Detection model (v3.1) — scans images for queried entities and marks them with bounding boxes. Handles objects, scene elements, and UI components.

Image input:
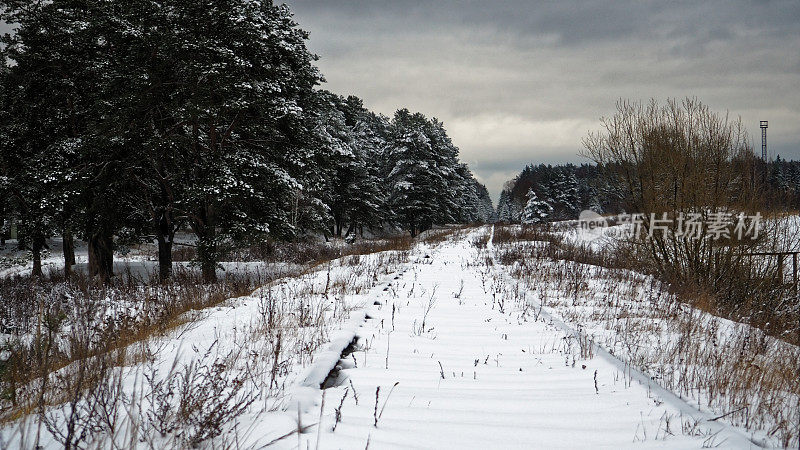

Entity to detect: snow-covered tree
[551,169,580,220]
[474,182,496,223]
[496,189,522,223]
[386,109,467,236]
[1,1,102,277]
[521,189,552,224]
[461,180,495,223]
[103,0,324,280]
[316,93,388,237]
[1,0,489,282]
[0,57,9,247]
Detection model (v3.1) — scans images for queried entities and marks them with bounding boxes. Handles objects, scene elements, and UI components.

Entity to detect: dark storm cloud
[290,0,800,200]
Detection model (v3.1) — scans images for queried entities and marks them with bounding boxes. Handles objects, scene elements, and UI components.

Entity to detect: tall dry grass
[1,233,413,447]
[489,228,800,447]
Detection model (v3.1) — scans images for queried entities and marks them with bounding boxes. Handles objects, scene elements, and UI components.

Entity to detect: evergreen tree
[521,189,552,224]
[0,56,9,247]
[551,169,580,220]
[578,181,603,214]
[320,93,387,237]
[462,180,495,223]
[1,0,489,282]
[121,0,323,281]
[474,182,496,223]
[769,156,788,191]
[496,188,522,223]
[386,110,437,237]
[1,0,102,277]
[348,109,391,234]
[385,109,466,236]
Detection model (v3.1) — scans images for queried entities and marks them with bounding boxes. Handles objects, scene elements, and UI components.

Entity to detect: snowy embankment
[490,227,799,448]
[1,244,412,448]
[3,226,792,448]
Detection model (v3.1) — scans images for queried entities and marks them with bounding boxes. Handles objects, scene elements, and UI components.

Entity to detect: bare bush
[582,98,800,341]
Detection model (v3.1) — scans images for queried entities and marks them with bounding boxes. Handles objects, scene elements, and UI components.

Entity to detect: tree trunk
[31,233,44,277]
[156,212,174,281]
[157,235,173,281]
[62,231,75,278]
[334,217,343,237]
[0,203,5,246]
[190,203,217,283]
[197,234,217,283]
[88,231,114,281]
[195,218,217,283]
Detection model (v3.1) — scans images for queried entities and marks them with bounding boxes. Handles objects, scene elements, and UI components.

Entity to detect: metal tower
[760,120,768,160]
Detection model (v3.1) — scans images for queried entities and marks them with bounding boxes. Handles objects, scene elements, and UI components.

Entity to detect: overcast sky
[289,0,800,200]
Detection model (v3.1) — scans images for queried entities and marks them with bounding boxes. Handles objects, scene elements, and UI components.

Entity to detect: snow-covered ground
[0,234,299,280]
[290,227,761,449]
[2,226,792,448]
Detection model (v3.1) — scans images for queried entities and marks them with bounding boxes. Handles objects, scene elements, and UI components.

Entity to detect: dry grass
[0,268,261,424]
[1,240,411,448]
[487,228,800,447]
[0,232,415,445]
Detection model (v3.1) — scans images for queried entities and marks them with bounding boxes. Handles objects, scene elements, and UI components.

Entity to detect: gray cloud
[291,0,800,201]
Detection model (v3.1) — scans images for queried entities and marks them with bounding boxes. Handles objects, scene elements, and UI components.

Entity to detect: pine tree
[1,0,488,280]
[386,110,437,237]
[320,93,387,237]
[474,182,496,223]
[522,189,552,224]
[579,182,603,214]
[0,56,9,247]
[349,109,392,234]
[385,109,468,236]
[461,180,495,223]
[769,156,788,191]
[496,189,522,223]
[551,169,580,220]
[1,0,103,277]
[99,0,324,281]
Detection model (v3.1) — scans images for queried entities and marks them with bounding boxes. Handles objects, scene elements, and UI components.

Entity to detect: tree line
[499,151,799,225]
[0,0,494,282]
[497,163,621,224]
[767,156,800,211]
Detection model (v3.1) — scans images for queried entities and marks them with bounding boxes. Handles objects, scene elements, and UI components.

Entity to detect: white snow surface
[286,227,759,449]
[2,227,773,448]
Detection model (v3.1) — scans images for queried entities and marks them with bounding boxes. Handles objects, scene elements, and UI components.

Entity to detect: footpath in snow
[294,227,758,449]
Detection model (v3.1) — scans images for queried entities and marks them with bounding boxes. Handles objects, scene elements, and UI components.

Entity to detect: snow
[2,226,786,448]
[0,235,302,280]
[285,227,758,449]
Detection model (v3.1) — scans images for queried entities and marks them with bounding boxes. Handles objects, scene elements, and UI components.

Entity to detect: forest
[0,0,494,283]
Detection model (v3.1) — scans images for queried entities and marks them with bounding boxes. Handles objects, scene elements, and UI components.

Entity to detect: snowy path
[297,228,757,449]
